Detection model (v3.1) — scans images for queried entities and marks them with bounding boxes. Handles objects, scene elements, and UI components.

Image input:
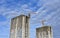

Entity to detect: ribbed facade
[36,26,53,38]
[10,15,30,38]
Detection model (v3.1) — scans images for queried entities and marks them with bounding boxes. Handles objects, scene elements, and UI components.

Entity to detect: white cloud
[21,4,29,9]
[0,0,60,38]
[36,0,60,13]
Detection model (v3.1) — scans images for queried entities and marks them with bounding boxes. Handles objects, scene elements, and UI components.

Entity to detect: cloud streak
[0,0,60,38]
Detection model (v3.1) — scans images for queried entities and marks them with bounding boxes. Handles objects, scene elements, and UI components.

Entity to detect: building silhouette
[10,14,30,38]
[10,14,53,38]
[36,26,53,38]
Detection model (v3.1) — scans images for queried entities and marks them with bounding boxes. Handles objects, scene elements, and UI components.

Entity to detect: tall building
[10,15,30,38]
[36,26,53,38]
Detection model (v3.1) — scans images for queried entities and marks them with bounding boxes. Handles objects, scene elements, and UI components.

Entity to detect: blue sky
[0,0,60,38]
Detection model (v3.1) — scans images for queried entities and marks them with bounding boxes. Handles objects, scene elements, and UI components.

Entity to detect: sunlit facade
[36,26,53,38]
[10,15,30,38]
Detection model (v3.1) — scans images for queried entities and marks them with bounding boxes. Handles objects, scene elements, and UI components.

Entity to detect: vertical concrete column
[15,18,18,38]
[26,17,30,38]
[22,16,25,38]
[10,18,16,38]
[36,30,38,38]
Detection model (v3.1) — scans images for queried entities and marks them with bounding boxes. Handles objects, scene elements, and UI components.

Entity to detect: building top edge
[36,26,51,30]
[11,14,30,20]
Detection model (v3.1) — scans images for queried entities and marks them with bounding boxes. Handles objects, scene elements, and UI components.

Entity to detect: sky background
[0,0,60,38]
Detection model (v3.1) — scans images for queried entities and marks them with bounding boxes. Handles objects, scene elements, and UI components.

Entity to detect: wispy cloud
[0,0,60,38]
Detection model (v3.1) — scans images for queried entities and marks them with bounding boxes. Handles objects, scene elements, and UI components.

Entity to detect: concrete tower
[36,26,53,38]
[10,14,30,38]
